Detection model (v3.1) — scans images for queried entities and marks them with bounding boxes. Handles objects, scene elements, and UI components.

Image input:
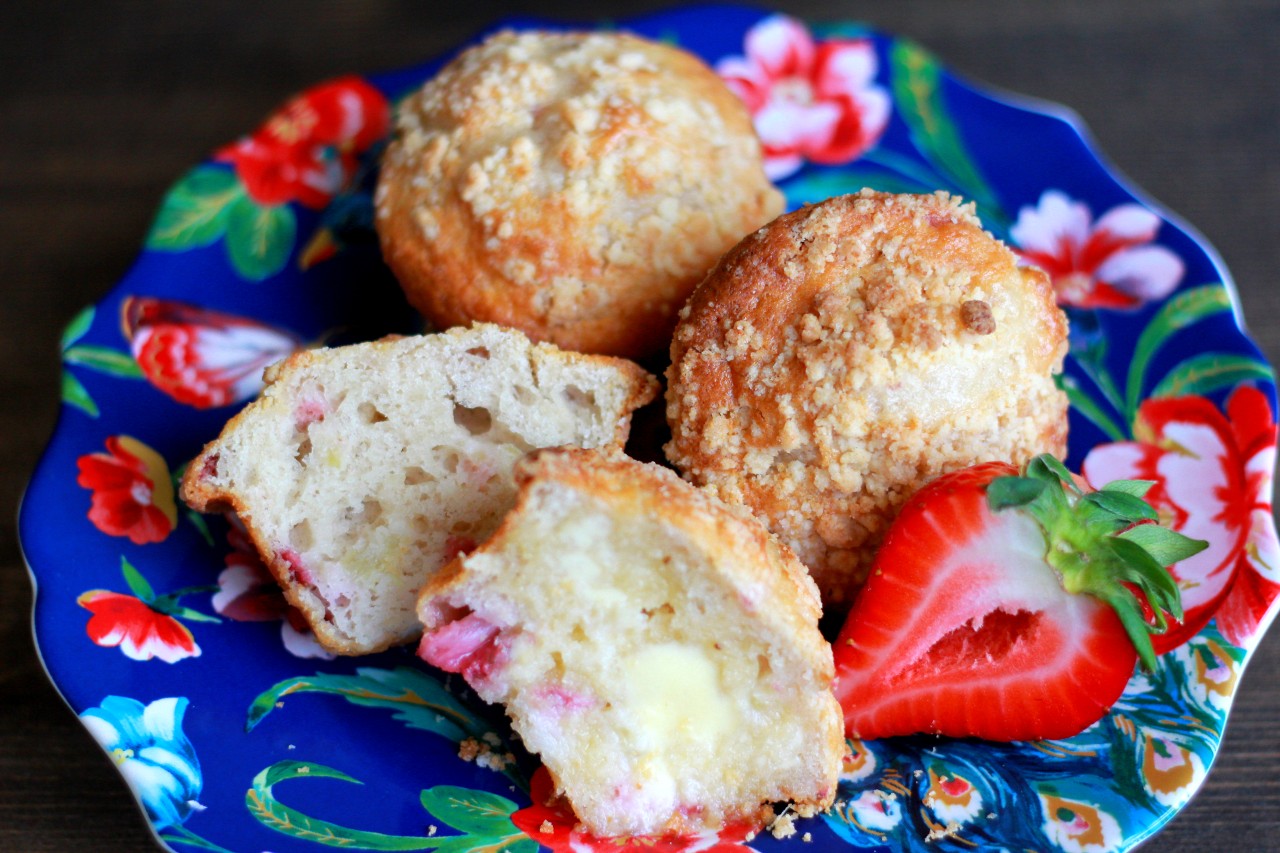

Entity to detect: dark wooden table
[4,2,1278,850]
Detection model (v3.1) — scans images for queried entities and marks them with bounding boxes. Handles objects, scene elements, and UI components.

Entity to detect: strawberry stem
[987,454,1208,669]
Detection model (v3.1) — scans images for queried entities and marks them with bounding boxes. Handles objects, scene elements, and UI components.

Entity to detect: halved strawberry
[834,455,1206,742]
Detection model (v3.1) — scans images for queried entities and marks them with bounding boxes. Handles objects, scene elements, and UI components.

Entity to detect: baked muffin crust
[666,190,1069,606]
[376,30,783,358]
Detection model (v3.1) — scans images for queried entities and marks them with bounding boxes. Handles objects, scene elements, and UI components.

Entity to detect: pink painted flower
[212,524,288,623]
[509,767,759,852]
[215,76,389,208]
[212,522,333,659]
[76,435,177,544]
[717,15,890,180]
[123,297,300,409]
[1011,190,1184,309]
[1082,386,1280,651]
[77,590,200,663]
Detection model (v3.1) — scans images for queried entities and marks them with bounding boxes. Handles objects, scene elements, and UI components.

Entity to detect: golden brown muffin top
[376,30,782,357]
[666,190,1068,604]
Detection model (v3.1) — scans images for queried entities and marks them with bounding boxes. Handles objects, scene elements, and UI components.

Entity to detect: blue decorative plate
[22,6,1280,852]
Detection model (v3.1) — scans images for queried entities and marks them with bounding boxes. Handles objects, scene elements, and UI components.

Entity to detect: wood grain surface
[3,1,1278,850]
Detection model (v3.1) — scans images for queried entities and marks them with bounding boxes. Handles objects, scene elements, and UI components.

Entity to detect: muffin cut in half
[181,324,658,655]
[417,447,844,837]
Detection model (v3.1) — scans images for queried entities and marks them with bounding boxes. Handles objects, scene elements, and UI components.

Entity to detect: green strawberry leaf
[61,370,99,417]
[1026,454,1080,492]
[1124,285,1233,418]
[1119,523,1209,567]
[1108,535,1183,617]
[226,195,295,281]
[996,454,1202,672]
[1105,590,1161,672]
[1082,490,1159,523]
[419,787,520,837]
[63,345,144,378]
[60,306,95,351]
[120,557,155,602]
[1149,352,1274,399]
[987,476,1045,510]
[146,165,239,250]
[1099,479,1155,499]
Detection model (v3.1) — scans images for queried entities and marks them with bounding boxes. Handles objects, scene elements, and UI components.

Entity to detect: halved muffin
[181,324,657,654]
[417,447,843,837]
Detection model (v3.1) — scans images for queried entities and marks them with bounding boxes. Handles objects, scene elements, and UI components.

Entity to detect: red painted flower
[212,524,288,622]
[76,435,177,544]
[1082,386,1280,650]
[717,15,890,180]
[77,590,200,663]
[1011,190,1185,309]
[510,767,759,852]
[212,522,333,659]
[123,297,300,409]
[215,76,389,208]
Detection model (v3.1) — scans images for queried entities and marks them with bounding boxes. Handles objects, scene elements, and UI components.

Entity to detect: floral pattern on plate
[21,5,1278,852]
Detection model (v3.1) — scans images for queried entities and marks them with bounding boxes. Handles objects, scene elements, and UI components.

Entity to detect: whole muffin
[666,191,1069,607]
[375,30,783,359]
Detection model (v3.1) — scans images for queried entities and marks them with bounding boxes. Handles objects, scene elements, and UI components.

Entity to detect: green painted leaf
[60,306,95,351]
[502,838,539,853]
[784,168,929,207]
[184,508,216,547]
[226,195,295,281]
[1149,353,1274,400]
[146,166,239,250]
[246,666,487,742]
[1124,285,1234,417]
[158,825,236,853]
[168,606,221,624]
[813,21,875,39]
[120,557,155,602]
[63,345,144,378]
[264,759,361,788]
[61,370,99,417]
[890,39,1000,216]
[248,760,443,849]
[432,836,534,853]
[419,786,520,836]
[1060,374,1127,442]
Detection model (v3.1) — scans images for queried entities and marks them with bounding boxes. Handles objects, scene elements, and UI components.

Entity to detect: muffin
[417,448,843,837]
[375,29,783,358]
[665,190,1069,607]
[180,324,657,654]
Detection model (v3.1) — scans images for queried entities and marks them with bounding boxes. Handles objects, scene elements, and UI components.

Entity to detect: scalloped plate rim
[20,5,1280,852]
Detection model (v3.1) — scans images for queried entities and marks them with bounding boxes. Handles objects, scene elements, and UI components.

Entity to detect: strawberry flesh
[834,461,1140,742]
[418,609,510,690]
